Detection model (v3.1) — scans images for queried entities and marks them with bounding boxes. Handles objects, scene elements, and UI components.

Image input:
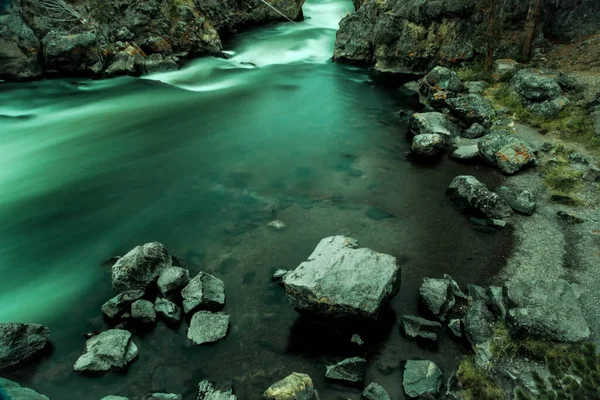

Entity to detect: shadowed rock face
[0,378,49,400]
[333,0,599,74]
[0,0,306,80]
[283,236,401,322]
[0,323,49,370]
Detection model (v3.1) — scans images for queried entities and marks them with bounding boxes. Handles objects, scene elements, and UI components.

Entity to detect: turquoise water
[0,1,510,398]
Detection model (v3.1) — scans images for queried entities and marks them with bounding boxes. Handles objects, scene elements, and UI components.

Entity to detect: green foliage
[490,323,569,362]
[543,165,584,194]
[457,358,506,400]
[457,62,493,82]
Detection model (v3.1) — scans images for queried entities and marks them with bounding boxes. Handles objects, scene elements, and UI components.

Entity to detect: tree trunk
[522,0,543,59]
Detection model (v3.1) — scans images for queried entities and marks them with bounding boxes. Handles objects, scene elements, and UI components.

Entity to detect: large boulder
[408,112,459,138]
[42,31,101,76]
[187,311,230,345]
[510,70,562,102]
[263,373,318,400]
[418,67,464,108]
[446,176,513,219]
[325,357,366,383]
[478,132,536,174]
[0,8,42,80]
[412,134,446,157]
[506,279,590,342]
[495,186,535,215]
[102,290,145,319]
[112,242,173,293]
[197,380,237,400]
[0,323,49,370]
[445,94,496,128]
[74,329,138,373]
[402,360,443,398]
[181,272,226,314]
[283,236,400,321]
[0,378,49,400]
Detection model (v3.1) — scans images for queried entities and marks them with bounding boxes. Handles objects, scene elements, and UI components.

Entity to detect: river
[0,1,510,398]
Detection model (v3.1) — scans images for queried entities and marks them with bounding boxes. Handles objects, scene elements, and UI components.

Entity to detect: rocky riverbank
[0,0,305,80]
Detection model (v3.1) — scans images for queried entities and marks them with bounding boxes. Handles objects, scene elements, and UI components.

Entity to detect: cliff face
[0,0,305,80]
[334,0,600,74]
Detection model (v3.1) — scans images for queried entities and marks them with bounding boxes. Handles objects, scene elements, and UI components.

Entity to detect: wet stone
[448,319,463,338]
[362,382,391,400]
[325,357,367,383]
[181,272,226,314]
[157,267,190,298]
[400,315,442,341]
[73,329,138,373]
[403,360,443,398]
[263,372,319,400]
[142,394,182,400]
[154,298,182,323]
[131,299,157,324]
[187,311,230,345]
[197,380,237,400]
[102,290,145,319]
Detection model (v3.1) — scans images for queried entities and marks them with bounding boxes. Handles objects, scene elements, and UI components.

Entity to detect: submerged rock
[0,323,49,370]
[181,272,226,314]
[197,380,237,400]
[131,299,157,324]
[142,394,182,400]
[187,311,230,345]
[74,329,138,373]
[263,372,318,400]
[363,382,391,400]
[506,279,590,342]
[112,242,173,293]
[0,378,49,400]
[157,267,190,298]
[400,315,442,341]
[495,186,536,215]
[268,220,287,230]
[412,134,446,157]
[102,290,145,319]
[447,175,513,219]
[154,298,182,323]
[402,360,443,398]
[325,357,366,383]
[283,236,400,321]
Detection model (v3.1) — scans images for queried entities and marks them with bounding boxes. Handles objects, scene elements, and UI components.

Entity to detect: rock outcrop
[263,373,319,400]
[0,322,49,370]
[283,236,400,321]
[74,329,138,373]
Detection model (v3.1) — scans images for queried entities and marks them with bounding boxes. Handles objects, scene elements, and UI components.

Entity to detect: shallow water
[0,1,510,399]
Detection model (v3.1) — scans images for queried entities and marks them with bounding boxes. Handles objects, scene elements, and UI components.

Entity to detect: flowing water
[0,1,511,399]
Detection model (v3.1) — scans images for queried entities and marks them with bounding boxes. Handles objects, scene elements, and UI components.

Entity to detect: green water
[0,1,510,398]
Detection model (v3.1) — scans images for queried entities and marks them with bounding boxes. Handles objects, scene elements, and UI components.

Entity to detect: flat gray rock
[187,311,230,345]
[0,323,49,370]
[74,329,138,373]
[283,236,400,321]
[495,186,535,215]
[363,382,391,400]
[263,372,318,400]
[112,242,172,293]
[325,357,366,383]
[450,145,479,160]
[402,360,442,398]
[154,298,182,323]
[181,272,226,314]
[0,378,49,400]
[506,279,590,342]
[197,380,237,400]
[102,290,145,319]
[157,267,190,298]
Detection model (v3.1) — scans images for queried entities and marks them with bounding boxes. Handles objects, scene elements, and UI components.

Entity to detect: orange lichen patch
[433,91,447,100]
[124,44,146,57]
[408,52,416,57]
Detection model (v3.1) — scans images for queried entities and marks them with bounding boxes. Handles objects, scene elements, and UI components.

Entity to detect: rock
[583,165,600,182]
[181,272,226,314]
[102,290,145,319]
[465,81,487,95]
[511,70,562,102]
[467,284,489,302]
[529,97,569,118]
[142,394,182,400]
[144,54,180,74]
[540,142,554,153]
[131,299,157,323]
[0,323,49,370]
[401,81,421,100]
[447,176,513,219]
[400,315,442,341]
[446,94,496,128]
[464,301,494,347]
[105,50,136,77]
[268,220,287,230]
[102,397,129,400]
[402,360,443,398]
[487,286,507,320]
[419,278,456,321]
[42,31,101,75]
[408,112,459,138]
[112,242,173,293]
[351,333,363,345]
[418,67,463,108]
[463,123,486,139]
[0,378,49,400]
[506,279,590,342]
[157,267,190,298]
[495,186,536,215]
[493,59,518,79]
[0,10,42,80]
[154,298,182,323]
[263,372,318,400]
[115,27,134,41]
[448,319,463,338]
[362,382,391,400]
[197,381,237,400]
[74,329,138,373]
[412,134,446,157]
[325,357,366,383]
[272,269,289,283]
[283,236,400,321]
[450,145,480,161]
[567,152,588,165]
[556,211,585,224]
[187,311,230,345]
[478,132,536,174]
